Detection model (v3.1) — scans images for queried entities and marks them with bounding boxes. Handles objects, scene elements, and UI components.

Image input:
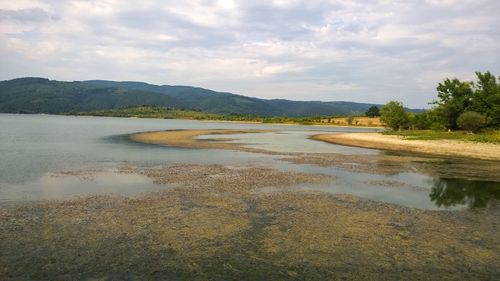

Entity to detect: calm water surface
[1,113,499,209]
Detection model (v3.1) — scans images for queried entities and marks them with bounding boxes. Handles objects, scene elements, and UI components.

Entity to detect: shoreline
[1,112,383,129]
[0,112,384,129]
[312,133,500,161]
[198,119,382,129]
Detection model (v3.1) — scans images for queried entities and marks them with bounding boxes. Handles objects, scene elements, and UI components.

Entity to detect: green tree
[468,72,500,127]
[433,78,473,129]
[365,106,380,117]
[410,109,440,130]
[380,101,410,130]
[457,111,486,133]
[432,71,500,129]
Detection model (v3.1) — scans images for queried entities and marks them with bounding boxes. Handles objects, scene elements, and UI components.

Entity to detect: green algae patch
[1,164,499,280]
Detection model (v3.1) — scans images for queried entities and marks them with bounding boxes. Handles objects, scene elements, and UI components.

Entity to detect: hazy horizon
[1,0,499,108]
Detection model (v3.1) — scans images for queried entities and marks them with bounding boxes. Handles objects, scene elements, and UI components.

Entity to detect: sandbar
[312,133,500,161]
[130,129,269,150]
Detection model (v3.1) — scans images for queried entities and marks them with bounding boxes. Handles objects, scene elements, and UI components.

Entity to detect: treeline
[68,106,220,120]
[380,71,499,132]
[207,114,357,125]
[67,105,374,126]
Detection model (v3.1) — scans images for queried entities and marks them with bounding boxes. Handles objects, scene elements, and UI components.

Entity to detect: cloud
[0,0,499,107]
[0,7,54,22]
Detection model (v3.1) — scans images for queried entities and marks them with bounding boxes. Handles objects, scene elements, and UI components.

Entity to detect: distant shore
[197,119,382,129]
[312,133,500,161]
[0,112,384,128]
[59,109,384,128]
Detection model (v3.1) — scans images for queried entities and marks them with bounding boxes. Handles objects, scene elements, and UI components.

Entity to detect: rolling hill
[0,77,385,116]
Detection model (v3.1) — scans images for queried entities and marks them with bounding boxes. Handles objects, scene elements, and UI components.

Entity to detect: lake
[1,113,499,209]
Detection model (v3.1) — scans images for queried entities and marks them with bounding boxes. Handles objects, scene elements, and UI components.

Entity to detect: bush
[457,111,486,132]
[380,101,410,130]
[411,112,430,129]
[430,123,447,131]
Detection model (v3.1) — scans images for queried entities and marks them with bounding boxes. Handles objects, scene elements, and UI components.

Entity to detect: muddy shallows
[1,164,499,280]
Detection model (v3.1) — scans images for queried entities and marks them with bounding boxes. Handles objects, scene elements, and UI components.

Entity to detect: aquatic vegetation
[1,164,498,280]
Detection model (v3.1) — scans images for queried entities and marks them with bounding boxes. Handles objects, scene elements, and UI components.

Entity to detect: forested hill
[0,77,383,116]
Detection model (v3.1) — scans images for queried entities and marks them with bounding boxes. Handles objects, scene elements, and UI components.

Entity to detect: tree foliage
[457,111,486,133]
[469,72,500,126]
[433,78,473,129]
[380,101,410,130]
[365,105,380,117]
[432,71,499,130]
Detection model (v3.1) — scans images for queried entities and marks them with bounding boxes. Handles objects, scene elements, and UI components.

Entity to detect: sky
[0,0,499,108]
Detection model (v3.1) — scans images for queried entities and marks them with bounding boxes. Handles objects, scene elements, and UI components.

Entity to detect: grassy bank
[383,130,500,144]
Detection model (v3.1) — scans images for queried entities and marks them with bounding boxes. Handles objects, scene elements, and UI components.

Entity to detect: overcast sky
[1,0,499,107]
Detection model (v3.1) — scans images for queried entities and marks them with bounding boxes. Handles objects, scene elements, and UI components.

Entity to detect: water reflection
[430,178,500,208]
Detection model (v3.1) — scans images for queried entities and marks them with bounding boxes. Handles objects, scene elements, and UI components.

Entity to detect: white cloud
[0,0,499,107]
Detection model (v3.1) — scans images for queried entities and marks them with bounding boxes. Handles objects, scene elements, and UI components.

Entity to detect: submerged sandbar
[130,129,271,150]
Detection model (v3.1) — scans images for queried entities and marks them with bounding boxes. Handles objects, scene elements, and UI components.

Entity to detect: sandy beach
[312,133,500,161]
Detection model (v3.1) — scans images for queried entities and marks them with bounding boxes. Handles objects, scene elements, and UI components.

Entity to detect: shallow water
[0,169,161,201]
[1,113,499,209]
[197,131,378,154]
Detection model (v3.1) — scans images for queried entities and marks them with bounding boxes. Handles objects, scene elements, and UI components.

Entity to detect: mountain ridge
[0,77,413,116]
